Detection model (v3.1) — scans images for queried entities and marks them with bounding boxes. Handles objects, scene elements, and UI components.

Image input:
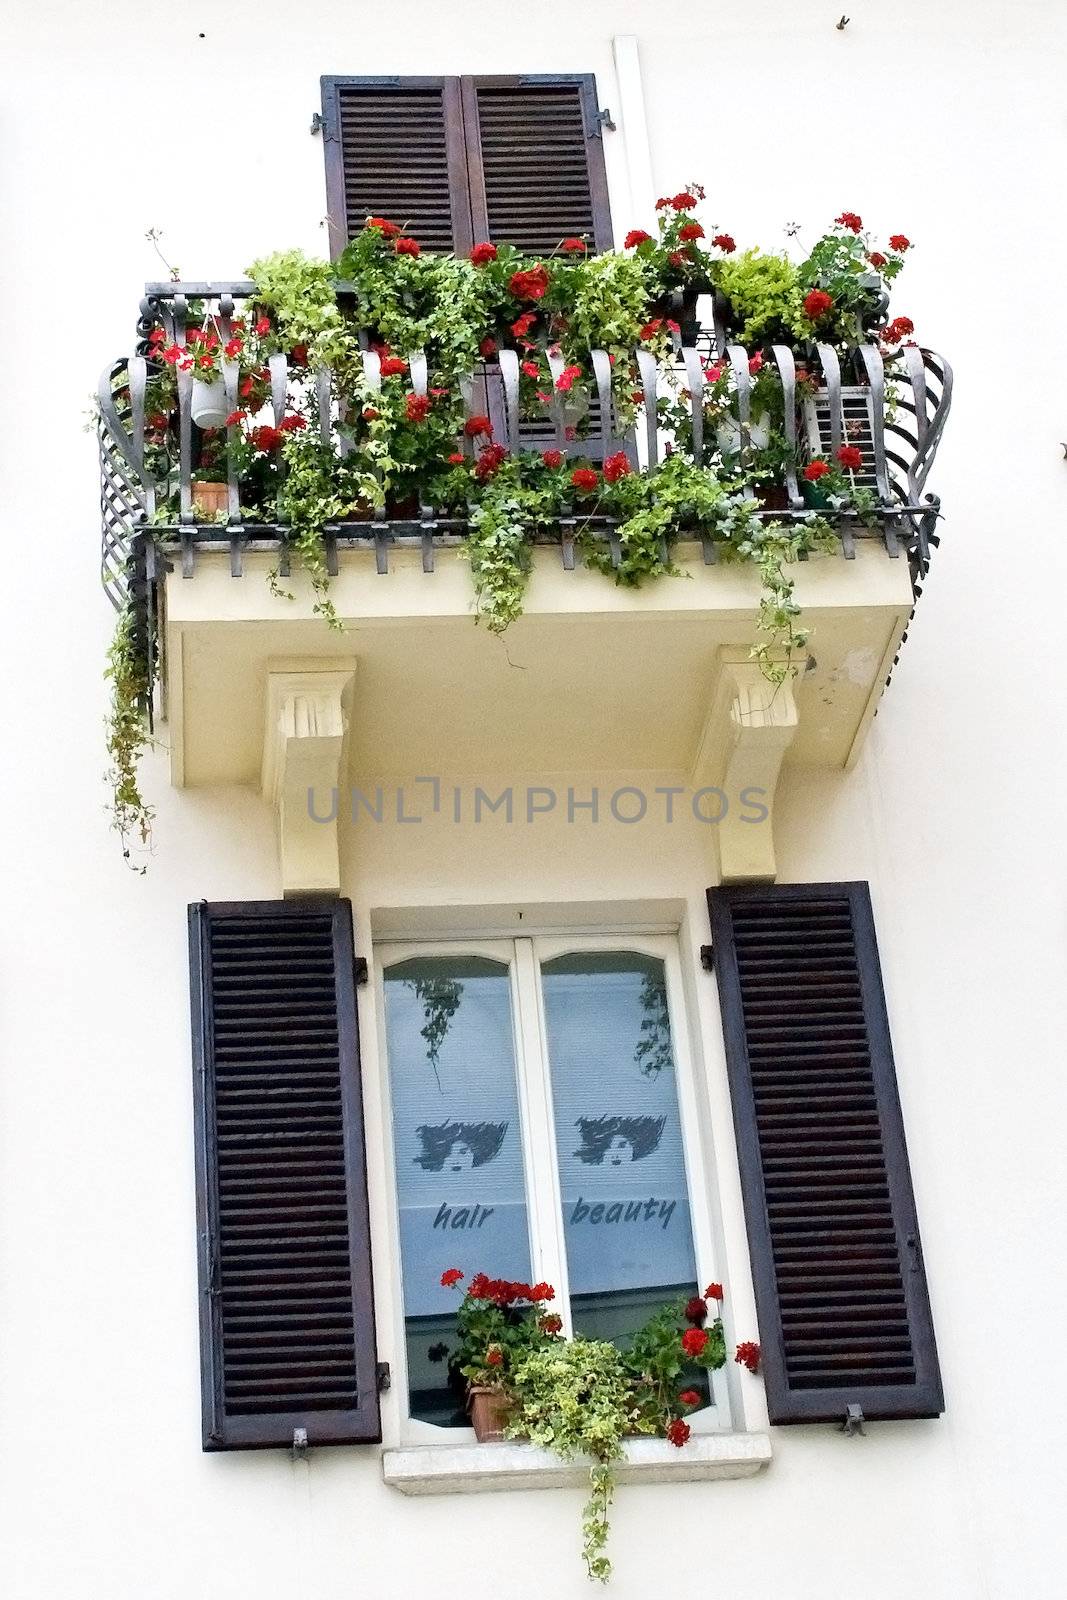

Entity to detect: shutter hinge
[376,1361,392,1392]
[700,944,715,972]
[841,1404,866,1436]
[291,1426,309,1460]
[353,956,369,986]
[310,107,339,142]
[592,105,617,137]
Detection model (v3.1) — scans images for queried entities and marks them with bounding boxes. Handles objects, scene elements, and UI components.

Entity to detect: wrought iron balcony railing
[99,280,952,651]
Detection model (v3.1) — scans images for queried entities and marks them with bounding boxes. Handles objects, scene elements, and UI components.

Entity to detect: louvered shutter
[321,76,473,256]
[461,75,613,253]
[708,882,942,1425]
[189,899,380,1449]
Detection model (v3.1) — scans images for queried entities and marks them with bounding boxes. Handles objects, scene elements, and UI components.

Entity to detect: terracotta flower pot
[192,480,229,515]
[467,1386,514,1442]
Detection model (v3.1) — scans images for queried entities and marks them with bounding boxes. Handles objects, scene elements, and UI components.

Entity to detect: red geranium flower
[735,1341,761,1374]
[250,424,282,452]
[467,1272,490,1299]
[290,342,309,365]
[479,337,497,358]
[521,360,541,379]
[511,311,538,338]
[161,343,184,366]
[362,406,379,421]
[678,1389,702,1408]
[555,363,582,392]
[541,449,563,468]
[704,363,723,383]
[684,1296,708,1325]
[882,315,915,344]
[464,414,493,439]
[889,234,911,252]
[447,451,466,465]
[803,289,833,321]
[469,242,498,266]
[666,1418,691,1447]
[278,414,307,432]
[560,236,587,253]
[254,316,271,336]
[539,1313,563,1334]
[405,393,431,422]
[508,265,550,300]
[395,236,420,257]
[639,318,663,341]
[570,467,600,494]
[603,451,631,483]
[835,211,863,233]
[804,459,830,482]
[530,1282,554,1302]
[366,216,401,237]
[671,191,697,209]
[654,197,672,211]
[440,1267,464,1288]
[223,337,243,359]
[668,250,687,267]
[681,1327,709,1358]
[867,252,887,269]
[474,442,508,480]
[712,233,736,253]
[678,222,704,242]
[704,1282,723,1301]
[485,1347,503,1367]
[836,443,863,470]
[748,352,764,375]
[624,229,653,248]
[379,355,407,377]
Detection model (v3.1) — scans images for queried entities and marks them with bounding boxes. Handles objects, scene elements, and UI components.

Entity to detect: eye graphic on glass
[573,1115,666,1166]
[413,1119,508,1172]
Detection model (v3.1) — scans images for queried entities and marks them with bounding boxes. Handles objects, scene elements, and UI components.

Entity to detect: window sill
[382,1432,772,1496]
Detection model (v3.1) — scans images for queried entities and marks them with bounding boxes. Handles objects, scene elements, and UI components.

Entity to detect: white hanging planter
[191,375,230,429]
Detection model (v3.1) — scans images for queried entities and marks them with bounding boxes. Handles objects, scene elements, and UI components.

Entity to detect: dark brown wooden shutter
[461,75,613,253]
[189,899,380,1450]
[708,882,942,1425]
[320,76,473,257]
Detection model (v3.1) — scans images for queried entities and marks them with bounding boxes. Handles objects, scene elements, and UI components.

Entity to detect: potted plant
[445,1270,558,1440]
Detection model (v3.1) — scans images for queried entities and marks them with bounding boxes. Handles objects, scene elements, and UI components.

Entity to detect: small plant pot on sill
[191,479,229,516]
[467,1387,514,1442]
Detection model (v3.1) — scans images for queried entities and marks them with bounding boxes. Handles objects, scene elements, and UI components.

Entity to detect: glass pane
[384,955,532,1426]
[541,952,702,1351]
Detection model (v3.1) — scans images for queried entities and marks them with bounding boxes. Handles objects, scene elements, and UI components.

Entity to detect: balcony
[98,277,950,888]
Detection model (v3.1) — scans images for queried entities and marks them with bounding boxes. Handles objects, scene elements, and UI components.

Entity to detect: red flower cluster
[250,424,282,452]
[678,1389,702,1408]
[474,443,508,481]
[867,251,887,269]
[223,336,243,359]
[704,1283,723,1301]
[395,236,420,257]
[405,393,432,422]
[254,316,271,336]
[469,242,498,266]
[464,414,493,439]
[379,355,407,377]
[623,229,653,248]
[570,467,600,494]
[602,451,630,483]
[666,1417,691,1447]
[748,352,764,375]
[804,459,830,482]
[684,1296,708,1326]
[678,222,704,242]
[509,264,550,300]
[366,216,401,237]
[735,1341,761,1374]
[639,317,664,341]
[479,336,497,358]
[555,363,583,393]
[803,289,833,322]
[836,443,863,471]
[466,1273,554,1304]
[681,1327,709,1358]
[882,315,915,344]
[447,451,466,465]
[279,414,306,433]
[541,449,563,469]
[889,234,911,252]
[485,1347,504,1367]
[521,360,540,379]
[656,189,698,211]
[560,236,587,254]
[539,1312,563,1334]
[712,233,736,253]
[440,1267,464,1287]
[511,311,538,338]
[836,211,863,233]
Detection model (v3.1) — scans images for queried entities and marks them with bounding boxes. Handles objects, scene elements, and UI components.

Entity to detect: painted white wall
[1,2,1066,1597]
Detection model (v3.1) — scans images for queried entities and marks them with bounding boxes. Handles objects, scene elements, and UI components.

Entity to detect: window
[379,934,725,1431]
[319,74,613,259]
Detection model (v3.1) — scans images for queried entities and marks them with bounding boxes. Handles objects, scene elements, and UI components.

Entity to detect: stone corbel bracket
[261,662,357,897]
[692,649,802,882]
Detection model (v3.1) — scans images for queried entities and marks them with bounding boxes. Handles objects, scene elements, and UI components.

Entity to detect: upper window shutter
[189,898,380,1450]
[320,76,474,257]
[707,882,943,1425]
[461,75,613,253]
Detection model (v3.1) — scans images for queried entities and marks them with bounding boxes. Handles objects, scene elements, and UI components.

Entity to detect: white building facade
[1,3,1065,1597]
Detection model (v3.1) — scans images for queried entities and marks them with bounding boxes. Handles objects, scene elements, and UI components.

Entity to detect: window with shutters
[320,74,612,259]
[189,899,380,1450]
[376,934,730,1435]
[707,881,943,1426]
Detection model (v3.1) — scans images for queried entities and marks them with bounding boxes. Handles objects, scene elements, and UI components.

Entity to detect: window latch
[841,1404,865,1436]
[700,944,715,972]
[376,1362,392,1393]
[291,1427,309,1460]
[353,956,369,986]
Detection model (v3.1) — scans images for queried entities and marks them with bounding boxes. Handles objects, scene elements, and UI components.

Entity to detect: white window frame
[374,930,733,1443]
